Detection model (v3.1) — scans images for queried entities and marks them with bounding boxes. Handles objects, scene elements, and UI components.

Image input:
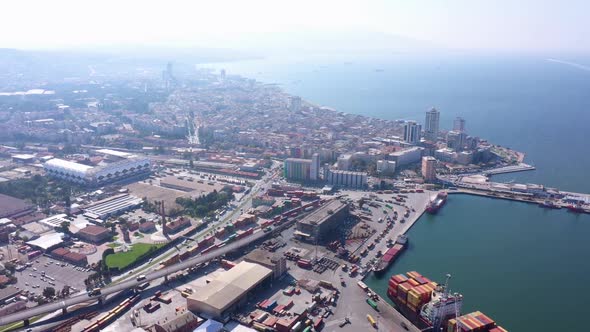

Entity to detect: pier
[483,162,535,175]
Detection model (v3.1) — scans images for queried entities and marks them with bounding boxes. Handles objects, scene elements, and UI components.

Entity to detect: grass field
[105,243,164,269]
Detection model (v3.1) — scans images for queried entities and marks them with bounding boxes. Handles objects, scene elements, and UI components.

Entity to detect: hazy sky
[1,0,588,53]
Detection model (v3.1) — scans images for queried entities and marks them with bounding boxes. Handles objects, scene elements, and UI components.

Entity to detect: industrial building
[83,193,143,220]
[323,169,367,189]
[187,262,272,319]
[283,156,319,182]
[43,152,151,186]
[295,199,349,242]
[244,248,287,279]
[26,232,65,251]
[38,214,70,229]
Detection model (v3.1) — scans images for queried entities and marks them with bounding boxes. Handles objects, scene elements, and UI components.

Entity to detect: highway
[0,222,283,327]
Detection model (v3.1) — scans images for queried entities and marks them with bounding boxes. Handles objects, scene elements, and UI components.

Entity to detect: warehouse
[83,193,143,220]
[44,155,151,187]
[26,232,65,251]
[295,199,349,243]
[187,262,272,319]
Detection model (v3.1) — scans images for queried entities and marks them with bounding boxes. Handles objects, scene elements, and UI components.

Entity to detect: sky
[1,0,588,54]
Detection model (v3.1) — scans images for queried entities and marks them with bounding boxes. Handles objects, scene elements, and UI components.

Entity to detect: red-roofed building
[77,225,111,243]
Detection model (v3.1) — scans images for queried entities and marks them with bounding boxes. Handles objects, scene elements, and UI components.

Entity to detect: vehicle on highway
[137,274,146,281]
[401,322,409,330]
[88,288,101,296]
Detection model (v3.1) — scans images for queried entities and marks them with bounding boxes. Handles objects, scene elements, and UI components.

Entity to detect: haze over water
[202,54,590,331]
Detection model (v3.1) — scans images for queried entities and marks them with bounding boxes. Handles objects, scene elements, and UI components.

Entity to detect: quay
[483,162,535,175]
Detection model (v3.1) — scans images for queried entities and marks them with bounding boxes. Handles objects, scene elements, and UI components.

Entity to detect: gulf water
[200,54,590,331]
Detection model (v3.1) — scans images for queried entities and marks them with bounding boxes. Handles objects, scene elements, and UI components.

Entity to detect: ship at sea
[426,192,448,214]
[387,271,508,332]
[373,235,407,274]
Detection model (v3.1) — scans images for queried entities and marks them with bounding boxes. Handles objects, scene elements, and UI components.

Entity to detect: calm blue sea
[199,54,590,331]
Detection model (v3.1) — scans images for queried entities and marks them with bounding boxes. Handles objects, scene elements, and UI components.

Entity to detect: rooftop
[298,199,348,226]
[26,232,64,250]
[44,158,94,174]
[95,148,133,158]
[78,224,110,236]
[188,261,272,312]
[0,193,33,218]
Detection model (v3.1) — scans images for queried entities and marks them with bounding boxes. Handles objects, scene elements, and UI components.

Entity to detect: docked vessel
[426,192,447,214]
[567,204,589,214]
[387,271,508,332]
[373,236,407,274]
[539,201,560,209]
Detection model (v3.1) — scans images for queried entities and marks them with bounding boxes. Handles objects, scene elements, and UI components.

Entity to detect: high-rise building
[220,69,226,80]
[289,96,302,113]
[453,117,466,132]
[310,153,320,181]
[424,108,440,141]
[447,131,468,151]
[421,156,437,182]
[403,121,422,144]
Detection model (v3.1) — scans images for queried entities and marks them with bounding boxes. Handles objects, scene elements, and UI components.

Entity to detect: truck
[367,314,377,328]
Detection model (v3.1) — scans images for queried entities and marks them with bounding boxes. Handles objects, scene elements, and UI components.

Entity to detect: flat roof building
[0,194,35,219]
[76,225,111,243]
[295,199,349,242]
[187,262,272,319]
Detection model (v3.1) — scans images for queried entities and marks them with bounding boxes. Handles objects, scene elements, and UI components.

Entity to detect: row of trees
[175,187,234,218]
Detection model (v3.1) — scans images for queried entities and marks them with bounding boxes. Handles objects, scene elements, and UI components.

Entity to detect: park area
[104,243,164,270]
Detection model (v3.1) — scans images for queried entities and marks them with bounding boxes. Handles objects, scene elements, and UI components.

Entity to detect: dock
[483,163,535,176]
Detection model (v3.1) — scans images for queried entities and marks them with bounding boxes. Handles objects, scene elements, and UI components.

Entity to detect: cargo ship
[373,235,408,274]
[426,192,447,214]
[387,271,508,332]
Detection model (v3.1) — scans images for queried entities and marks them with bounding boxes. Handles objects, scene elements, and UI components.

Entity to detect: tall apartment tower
[290,96,302,113]
[424,107,440,141]
[453,117,466,132]
[403,121,422,144]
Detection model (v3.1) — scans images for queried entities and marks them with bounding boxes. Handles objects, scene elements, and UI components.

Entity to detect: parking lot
[13,255,91,299]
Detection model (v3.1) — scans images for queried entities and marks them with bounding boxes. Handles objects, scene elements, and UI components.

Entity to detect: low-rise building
[186,262,272,319]
[76,225,111,243]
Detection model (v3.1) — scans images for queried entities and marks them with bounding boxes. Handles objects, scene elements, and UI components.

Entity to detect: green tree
[43,287,56,298]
